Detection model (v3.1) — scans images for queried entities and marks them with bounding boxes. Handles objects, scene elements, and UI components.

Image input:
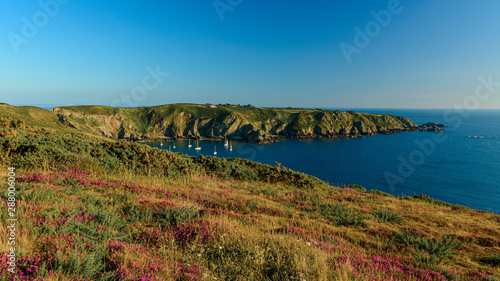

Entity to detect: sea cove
[148,109,500,213]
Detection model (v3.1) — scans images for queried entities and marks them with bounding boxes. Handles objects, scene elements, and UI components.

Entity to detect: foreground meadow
[0,118,499,280]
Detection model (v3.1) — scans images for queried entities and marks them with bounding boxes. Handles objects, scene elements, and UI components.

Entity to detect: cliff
[52,103,440,143]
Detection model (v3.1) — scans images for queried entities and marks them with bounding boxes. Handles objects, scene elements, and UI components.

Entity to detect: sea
[147,109,500,213]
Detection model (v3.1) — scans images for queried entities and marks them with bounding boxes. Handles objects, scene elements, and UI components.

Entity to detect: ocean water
[147,109,500,213]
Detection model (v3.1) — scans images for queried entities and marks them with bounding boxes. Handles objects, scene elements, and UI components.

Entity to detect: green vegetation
[482,253,500,266]
[346,184,367,193]
[372,208,404,223]
[0,113,498,280]
[367,189,393,197]
[319,203,368,227]
[404,193,473,212]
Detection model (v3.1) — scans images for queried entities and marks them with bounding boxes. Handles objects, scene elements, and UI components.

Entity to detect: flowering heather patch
[257,206,284,216]
[107,242,170,281]
[336,255,448,280]
[0,252,55,280]
[172,219,222,246]
[19,168,109,187]
[18,169,144,192]
[313,240,339,252]
[468,271,492,280]
[364,226,393,239]
[139,200,176,210]
[170,260,203,281]
[132,225,171,248]
[274,198,307,206]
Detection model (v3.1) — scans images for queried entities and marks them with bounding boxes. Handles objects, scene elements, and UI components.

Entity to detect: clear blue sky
[1,0,499,108]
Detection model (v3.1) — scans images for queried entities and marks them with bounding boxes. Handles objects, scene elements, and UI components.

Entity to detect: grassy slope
[0,118,499,280]
[0,104,106,139]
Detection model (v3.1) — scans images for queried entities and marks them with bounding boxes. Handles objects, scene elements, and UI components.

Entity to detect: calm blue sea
[147,109,500,213]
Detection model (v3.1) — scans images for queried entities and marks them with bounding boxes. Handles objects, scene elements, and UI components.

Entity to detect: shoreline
[133,124,446,144]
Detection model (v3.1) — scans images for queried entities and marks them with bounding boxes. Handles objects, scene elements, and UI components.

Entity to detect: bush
[394,228,423,247]
[154,206,201,228]
[319,203,367,227]
[346,184,366,192]
[393,229,468,269]
[368,189,393,197]
[0,127,325,190]
[480,253,500,266]
[373,209,404,223]
[403,194,470,211]
[52,248,114,279]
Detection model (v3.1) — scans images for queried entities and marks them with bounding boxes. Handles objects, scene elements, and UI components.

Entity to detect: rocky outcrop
[421,122,447,132]
[52,104,445,144]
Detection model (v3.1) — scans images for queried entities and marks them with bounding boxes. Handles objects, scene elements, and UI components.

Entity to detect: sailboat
[188,139,192,148]
[214,146,217,155]
[224,137,228,147]
[229,140,233,151]
[195,139,201,150]
[173,142,176,149]
[160,140,163,147]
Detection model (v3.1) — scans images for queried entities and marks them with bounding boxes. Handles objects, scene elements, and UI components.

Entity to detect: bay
[147,109,500,213]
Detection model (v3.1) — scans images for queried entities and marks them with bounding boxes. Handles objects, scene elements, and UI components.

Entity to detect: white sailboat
[224,137,228,147]
[229,140,233,151]
[214,146,217,155]
[188,139,192,148]
[173,142,176,148]
[195,139,201,150]
[160,140,163,147]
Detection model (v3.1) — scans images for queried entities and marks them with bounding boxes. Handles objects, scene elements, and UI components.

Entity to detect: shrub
[346,184,366,192]
[393,228,423,247]
[480,253,500,266]
[403,194,470,211]
[393,229,468,269]
[319,203,367,227]
[414,234,465,257]
[155,206,201,228]
[0,127,325,189]
[122,205,153,224]
[373,209,404,223]
[52,248,116,279]
[368,189,393,197]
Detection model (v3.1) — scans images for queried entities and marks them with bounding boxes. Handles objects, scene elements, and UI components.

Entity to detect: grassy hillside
[0,104,107,140]
[0,118,499,280]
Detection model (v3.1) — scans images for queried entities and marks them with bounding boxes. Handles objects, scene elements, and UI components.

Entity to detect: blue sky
[1,0,499,108]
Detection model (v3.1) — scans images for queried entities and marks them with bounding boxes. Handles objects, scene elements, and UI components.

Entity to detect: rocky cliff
[52,104,441,143]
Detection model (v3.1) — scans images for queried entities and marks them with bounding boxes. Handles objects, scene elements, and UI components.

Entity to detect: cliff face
[52,104,432,143]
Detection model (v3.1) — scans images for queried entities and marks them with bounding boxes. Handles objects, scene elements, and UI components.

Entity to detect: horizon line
[2,102,500,110]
